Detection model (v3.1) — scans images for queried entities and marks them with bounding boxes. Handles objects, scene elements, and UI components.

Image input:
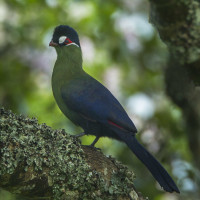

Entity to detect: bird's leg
[75,134,101,150]
[84,136,101,151]
[89,136,100,147]
[74,132,86,138]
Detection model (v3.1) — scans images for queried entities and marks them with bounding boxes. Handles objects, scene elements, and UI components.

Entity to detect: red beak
[49,40,58,47]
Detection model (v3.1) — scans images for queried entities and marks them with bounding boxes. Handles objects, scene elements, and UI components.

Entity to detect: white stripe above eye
[59,36,67,44]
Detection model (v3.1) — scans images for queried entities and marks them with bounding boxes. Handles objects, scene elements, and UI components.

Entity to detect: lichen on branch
[0,108,144,200]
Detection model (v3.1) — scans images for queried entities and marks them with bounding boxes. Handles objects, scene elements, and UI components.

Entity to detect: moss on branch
[0,108,146,200]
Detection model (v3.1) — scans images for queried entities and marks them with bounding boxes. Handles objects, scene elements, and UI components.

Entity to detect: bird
[49,25,180,193]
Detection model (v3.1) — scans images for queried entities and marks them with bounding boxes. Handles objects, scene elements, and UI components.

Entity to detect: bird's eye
[59,36,67,44]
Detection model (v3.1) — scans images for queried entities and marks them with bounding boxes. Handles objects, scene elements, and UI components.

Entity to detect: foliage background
[0,0,199,199]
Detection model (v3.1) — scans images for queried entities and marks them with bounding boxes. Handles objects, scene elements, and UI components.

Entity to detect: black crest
[52,25,80,46]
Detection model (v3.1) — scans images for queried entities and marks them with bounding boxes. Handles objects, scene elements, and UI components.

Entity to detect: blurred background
[0,0,199,199]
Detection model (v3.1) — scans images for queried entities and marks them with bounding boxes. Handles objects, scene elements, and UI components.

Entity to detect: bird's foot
[73,134,101,150]
[85,136,101,151]
[90,136,100,146]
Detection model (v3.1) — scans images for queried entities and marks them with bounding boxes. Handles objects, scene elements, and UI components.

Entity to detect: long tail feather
[113,129,180,193]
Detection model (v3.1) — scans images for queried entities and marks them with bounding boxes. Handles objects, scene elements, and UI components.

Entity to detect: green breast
[51,64,75,124]
[51,45,83,125]
[52,69,67,113]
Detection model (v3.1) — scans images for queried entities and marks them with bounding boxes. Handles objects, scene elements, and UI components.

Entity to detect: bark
[149,0,200,168]
[0,108,147,200]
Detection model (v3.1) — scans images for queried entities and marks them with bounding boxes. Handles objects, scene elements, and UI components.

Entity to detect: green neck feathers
[52,45,84,84]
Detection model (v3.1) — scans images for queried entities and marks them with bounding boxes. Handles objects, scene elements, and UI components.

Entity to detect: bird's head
[49,25,80,48]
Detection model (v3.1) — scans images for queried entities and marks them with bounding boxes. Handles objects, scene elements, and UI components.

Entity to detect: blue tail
[114,129,180,193]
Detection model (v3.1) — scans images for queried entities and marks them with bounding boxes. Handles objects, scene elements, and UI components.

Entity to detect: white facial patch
[59,36,67,44]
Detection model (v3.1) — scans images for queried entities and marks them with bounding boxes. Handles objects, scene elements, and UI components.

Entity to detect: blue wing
[61,74,137,133]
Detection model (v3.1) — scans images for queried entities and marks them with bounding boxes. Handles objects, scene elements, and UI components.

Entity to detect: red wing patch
[108,120,124,129]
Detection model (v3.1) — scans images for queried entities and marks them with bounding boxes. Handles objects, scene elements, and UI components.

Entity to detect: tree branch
[0,108,146,200]
[149,0,200,168]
